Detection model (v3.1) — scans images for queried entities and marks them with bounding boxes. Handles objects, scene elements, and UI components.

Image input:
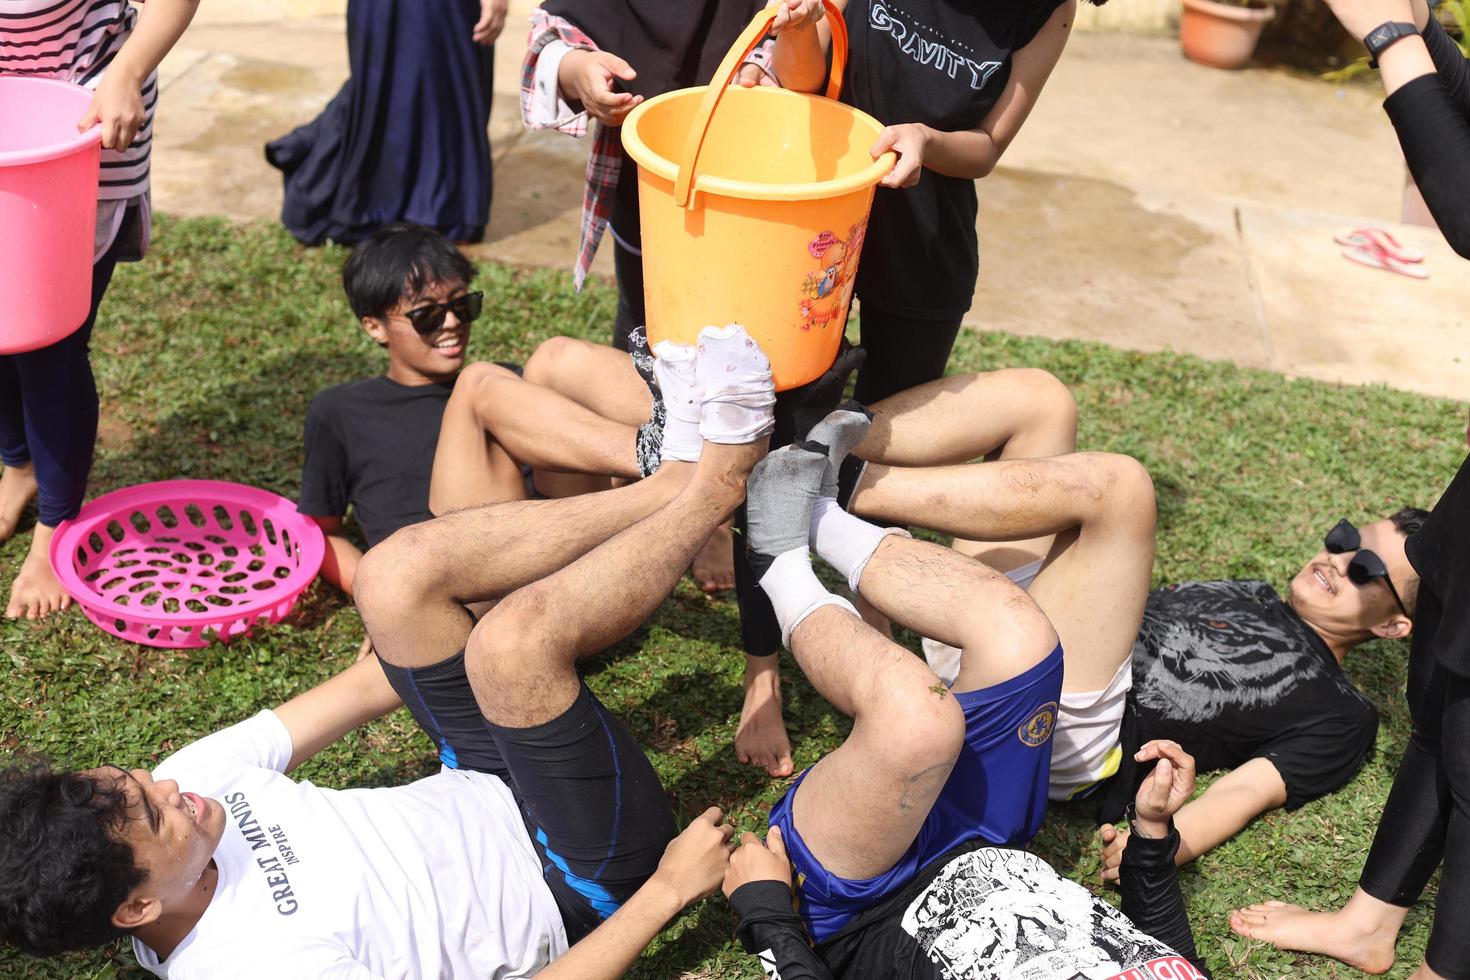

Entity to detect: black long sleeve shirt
[1384,17,1470,258]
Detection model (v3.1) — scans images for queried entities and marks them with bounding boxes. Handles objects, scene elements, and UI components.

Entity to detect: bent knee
[1002,368,1078,443]
[523,335,591,389]
[354,529,430,631]
[465,595,549,682]
[1068,452,1155,521]
[1097,453,1156,529]
[882,676,967,774]
[457,360,520,394]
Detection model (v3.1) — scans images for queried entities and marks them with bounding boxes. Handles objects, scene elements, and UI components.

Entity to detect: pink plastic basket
[50,480,325,649]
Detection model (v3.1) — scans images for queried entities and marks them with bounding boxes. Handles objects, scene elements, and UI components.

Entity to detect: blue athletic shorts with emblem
[769,643,1064,942]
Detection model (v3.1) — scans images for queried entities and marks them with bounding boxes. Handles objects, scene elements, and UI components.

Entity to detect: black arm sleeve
[730,881,836,980]
[1120,826,1213,979]
[1383,36,1470,258]
[1422,17,1470,117]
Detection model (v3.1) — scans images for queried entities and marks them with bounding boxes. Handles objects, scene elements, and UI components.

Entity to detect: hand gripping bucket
[622,2,894,390]
[0,77,102,355]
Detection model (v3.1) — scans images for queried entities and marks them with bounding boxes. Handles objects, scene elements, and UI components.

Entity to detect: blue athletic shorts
[769,644,1064,942]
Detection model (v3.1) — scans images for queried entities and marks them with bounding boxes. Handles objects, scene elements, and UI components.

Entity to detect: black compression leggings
[851,302,966,405]
[1358,585,1470,978]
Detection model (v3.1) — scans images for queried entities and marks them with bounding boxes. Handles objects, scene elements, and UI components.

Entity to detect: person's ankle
[744,654,781,691]
[1341,889,1409,937]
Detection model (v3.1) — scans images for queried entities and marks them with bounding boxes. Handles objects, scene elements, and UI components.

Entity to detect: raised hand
[1131,739,1197,837]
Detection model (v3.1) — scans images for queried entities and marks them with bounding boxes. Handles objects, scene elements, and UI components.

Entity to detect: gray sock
[805,400,872,499]
[745,439,829,580]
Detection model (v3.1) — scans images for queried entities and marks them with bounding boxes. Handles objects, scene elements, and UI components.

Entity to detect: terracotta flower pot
[1180,0,1276,69]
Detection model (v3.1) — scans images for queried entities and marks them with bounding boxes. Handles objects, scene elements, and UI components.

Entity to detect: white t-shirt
[131,711,568,979]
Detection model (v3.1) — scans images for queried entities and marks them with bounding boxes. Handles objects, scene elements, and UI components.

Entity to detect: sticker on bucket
[800,222,868,333]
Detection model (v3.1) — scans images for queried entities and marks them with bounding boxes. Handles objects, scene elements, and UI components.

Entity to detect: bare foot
[0,462,37,542]
[691,522,736,593]
[736,655,794,777]
[1229,898,1401,974]
[5,525,72,620]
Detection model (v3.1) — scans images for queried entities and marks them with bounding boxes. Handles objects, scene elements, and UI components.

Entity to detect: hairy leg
[466,440,763,727]
[787,605,965,880]
[525,335,737,591]
[849,452,1155,692]
[858,368,1078,571]
[356,464,692,669]
[855,535,1057,692]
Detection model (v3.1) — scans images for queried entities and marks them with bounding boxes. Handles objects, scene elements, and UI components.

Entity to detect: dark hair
[1389,506,1430,613]
[0,763,145,956]
[341,222,474,321]
[1389,506,1430,538]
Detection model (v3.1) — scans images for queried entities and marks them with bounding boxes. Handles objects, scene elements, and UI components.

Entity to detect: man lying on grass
[721,430,1212,979]
[0,325,777,978]
[1092,507,1425,880]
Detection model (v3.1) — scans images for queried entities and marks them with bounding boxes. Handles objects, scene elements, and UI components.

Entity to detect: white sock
[652,341,700,463]
[696,324,775,444]
[810,497,907,592]
[758,547,858,648]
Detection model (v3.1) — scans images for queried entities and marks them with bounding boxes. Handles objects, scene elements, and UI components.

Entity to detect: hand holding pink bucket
[0,76,102,355]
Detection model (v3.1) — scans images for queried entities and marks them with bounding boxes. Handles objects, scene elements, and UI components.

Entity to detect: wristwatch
[1363,21,1420,67]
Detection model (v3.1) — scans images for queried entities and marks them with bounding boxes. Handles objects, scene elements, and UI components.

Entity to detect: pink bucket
[0,76,102,355]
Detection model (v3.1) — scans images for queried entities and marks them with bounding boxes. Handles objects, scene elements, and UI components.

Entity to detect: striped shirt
[0,0,156,201]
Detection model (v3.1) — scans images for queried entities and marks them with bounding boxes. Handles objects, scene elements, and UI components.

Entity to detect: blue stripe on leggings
[400,668,458,769]
[537,828,621,918]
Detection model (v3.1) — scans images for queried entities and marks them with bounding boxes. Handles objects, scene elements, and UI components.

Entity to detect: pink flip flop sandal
[1333,228,1426,264]
[1341,243,1430,279]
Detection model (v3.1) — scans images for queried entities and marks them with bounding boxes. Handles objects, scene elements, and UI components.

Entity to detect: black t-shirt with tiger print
[1127,580,1379,811]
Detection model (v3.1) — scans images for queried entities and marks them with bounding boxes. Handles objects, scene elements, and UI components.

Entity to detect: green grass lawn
[0,216,1464,979]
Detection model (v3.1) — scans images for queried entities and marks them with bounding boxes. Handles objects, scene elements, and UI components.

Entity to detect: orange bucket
[622,1,893,390]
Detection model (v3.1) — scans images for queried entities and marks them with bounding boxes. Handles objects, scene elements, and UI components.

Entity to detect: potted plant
[1180,0,1277,68]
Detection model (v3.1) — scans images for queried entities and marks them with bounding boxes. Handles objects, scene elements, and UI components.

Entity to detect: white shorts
[919,556,1131,802]
[1047,657,1131,801]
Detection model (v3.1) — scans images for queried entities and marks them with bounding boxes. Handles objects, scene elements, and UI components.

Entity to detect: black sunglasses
[398,291,483,335]
[1324,518,1410,618]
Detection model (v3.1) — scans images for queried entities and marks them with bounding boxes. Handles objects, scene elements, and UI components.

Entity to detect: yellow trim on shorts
[1067,743,1125,801]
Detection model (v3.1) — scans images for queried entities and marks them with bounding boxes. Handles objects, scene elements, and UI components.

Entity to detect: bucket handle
[673,0,848,210]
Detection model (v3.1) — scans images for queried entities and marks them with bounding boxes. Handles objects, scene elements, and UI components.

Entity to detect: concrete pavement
[152,1,1469,401]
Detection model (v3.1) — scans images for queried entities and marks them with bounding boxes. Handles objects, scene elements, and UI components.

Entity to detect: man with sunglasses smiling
[298,224,667,661]
[297,222,489,607]
[1097,507,1427,883]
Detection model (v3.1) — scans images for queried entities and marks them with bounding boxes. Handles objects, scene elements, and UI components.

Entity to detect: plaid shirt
[521,9,776,290]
